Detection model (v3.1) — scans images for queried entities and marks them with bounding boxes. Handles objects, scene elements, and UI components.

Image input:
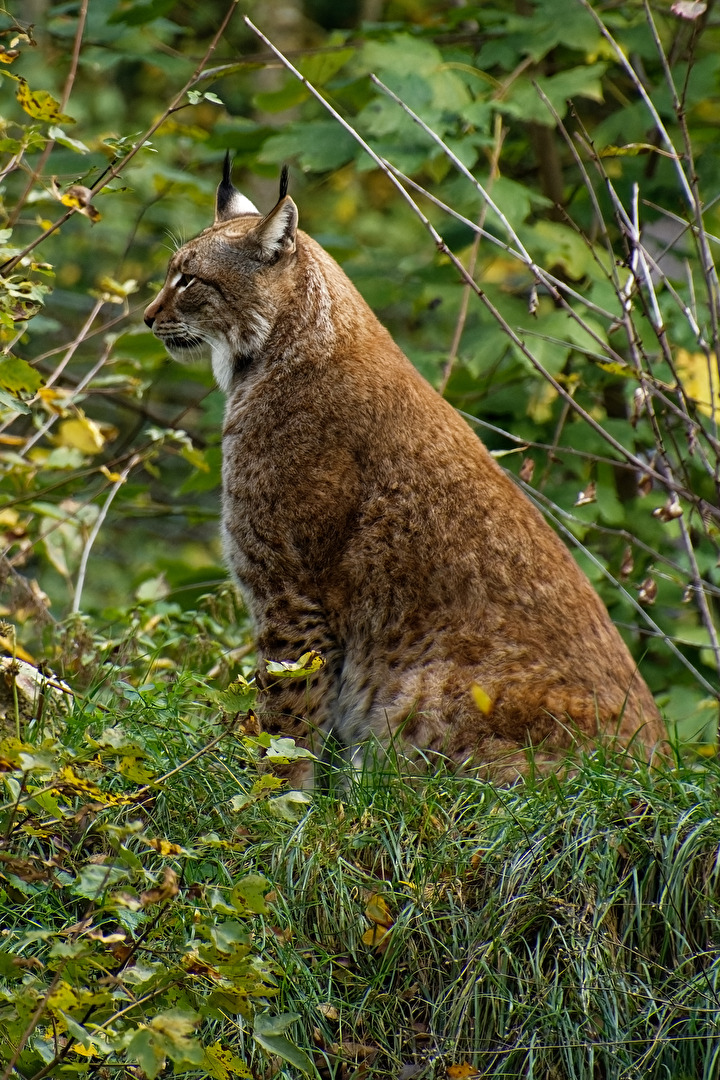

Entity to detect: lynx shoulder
[145,158,664,783]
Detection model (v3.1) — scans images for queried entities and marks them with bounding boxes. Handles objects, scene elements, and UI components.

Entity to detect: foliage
[0,0,720,1075]
[3,622,720,1078]
[0,614,319,1078]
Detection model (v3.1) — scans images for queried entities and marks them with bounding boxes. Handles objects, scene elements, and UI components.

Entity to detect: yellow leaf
[0,635,35,663]
[100,465,123,482]
[675,348,718,420]
[365,893,393,927]
[447,1064,482,1079]
[57,415,106,454]
[143,837,185,856]
[13,76,74,123]
[48,982,79,1013]
[71,1044,100,1058]
[527,380,558,424]
[37,385,67,411]
[361,924,391,948]
[471,683,493,715]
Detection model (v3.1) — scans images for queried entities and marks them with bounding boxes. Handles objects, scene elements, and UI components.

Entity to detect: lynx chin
[144,157,664,786]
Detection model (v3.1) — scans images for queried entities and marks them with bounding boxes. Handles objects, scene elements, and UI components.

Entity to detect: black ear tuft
[279,164,289,201]
[216,152,236,220]
[215,152,259,221]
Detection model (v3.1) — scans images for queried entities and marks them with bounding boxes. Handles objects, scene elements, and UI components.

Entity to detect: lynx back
[145,159,664,785]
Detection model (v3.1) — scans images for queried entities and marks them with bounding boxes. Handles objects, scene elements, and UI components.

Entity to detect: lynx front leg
[252,592,342,781]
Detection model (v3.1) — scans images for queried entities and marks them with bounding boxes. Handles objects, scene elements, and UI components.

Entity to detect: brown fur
[144,168,664,785]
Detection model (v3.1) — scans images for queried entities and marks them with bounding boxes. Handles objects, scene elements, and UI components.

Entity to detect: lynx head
[144,156,298,392]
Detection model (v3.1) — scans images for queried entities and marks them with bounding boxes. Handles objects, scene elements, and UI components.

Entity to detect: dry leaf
[671,0,707,18]
[60,184,101,222]
[638,577,657,606]
[637,473,652,497]
[144,837,185,856]
[365,893,393,927]
[519,456,535,483]
[619,546,634,581]
[140,866,179,905]
[574,481,596,507]
[652,496,683,522]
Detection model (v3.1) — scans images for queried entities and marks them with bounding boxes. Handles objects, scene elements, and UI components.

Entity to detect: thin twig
[439,114,505,394]
[518,479,719,700]
[72,455,140,614]
[0,0,240,275]
[7,0,90,228]
[243,17,719,522]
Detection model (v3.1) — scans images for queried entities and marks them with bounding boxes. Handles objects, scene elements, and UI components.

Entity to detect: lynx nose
[144,295,162,329]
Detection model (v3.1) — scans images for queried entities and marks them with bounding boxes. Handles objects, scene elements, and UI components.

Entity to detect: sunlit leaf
[265,651,325,678]
[48,125,89,152]
[12,76,74,122]
[365,893,393,927]
[675,347,718,419]
[56,414,109,454]
[0,355,43,395]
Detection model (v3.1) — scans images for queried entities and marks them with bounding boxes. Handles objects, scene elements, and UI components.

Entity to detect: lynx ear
[215,151,259,221]
[253,195,298,261]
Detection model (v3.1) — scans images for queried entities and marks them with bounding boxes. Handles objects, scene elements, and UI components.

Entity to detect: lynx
[144,158,664,784]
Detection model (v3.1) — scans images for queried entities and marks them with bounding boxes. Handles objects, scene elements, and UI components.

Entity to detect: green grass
[1,609,720,1079]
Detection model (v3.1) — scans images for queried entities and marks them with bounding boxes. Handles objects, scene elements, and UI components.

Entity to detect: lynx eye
[172,271,196,291]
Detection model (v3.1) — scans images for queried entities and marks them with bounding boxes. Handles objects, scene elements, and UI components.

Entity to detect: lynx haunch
[144,159,664,783]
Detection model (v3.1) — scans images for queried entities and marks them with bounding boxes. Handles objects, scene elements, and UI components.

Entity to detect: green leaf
[498,64,607,125]
[108,0,178,26]
[266,736,315,762]
[188,89,224,106]
[253,80,309,113]
[48,125,89,153]
[72,863,127,899]
[212,677,257,714]
[208,920,251,954]
[300,47,354,86]
[268,790,312,822]
[253,1013,313,1074]
[0,387,30,412]
[135,573,170,603]
[230,873,270,915]
[0,355,44,395]
[259,121,359,172]
[125,1027,165,1080]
